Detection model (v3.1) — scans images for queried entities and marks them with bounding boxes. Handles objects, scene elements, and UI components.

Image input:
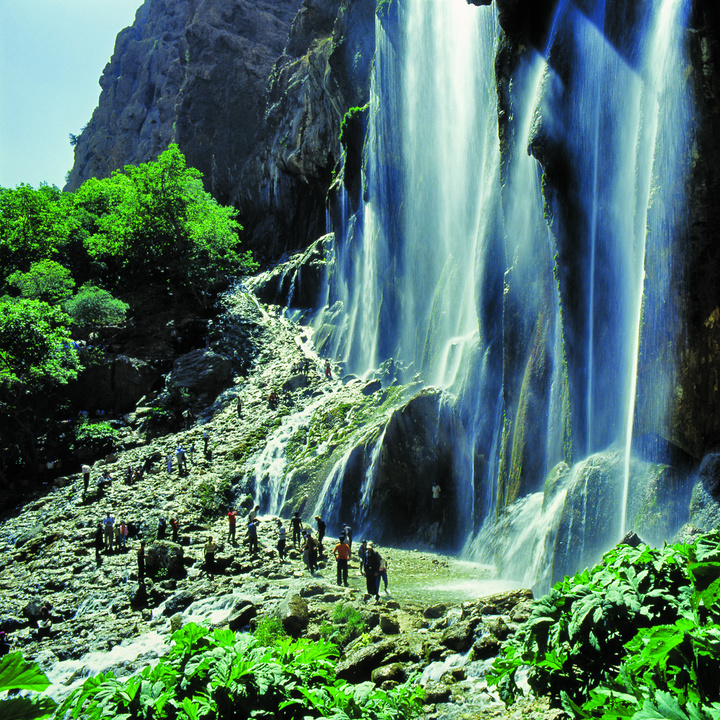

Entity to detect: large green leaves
[0,653,56,720]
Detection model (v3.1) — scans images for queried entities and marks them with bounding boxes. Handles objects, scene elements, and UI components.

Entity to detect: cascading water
[310,0,693,588]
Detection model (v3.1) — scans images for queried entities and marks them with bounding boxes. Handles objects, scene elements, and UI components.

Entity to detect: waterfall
[311,0,693,586]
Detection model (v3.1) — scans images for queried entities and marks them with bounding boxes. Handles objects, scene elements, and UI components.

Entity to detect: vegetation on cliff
[0,146,256,483]
[490,531,720,719]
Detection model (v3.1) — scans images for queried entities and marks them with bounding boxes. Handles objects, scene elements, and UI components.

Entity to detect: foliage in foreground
[489,531,720,720]
[0,652,56,720]
[54,622,424,720]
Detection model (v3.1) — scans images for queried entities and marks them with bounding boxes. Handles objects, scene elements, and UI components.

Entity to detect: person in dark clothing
[248,519,259,555]
[94,523,104,567]
[291,512,302,547]
[277,520,287,561]
[204,536,218,577]
[315,515,326,555]
[137,541,146,582]
[170,518,179,543]
[157,517,167,540]
[364,543,381,603]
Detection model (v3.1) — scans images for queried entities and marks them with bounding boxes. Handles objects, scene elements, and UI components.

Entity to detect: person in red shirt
[333,535,351,587]
[227,508,238,544]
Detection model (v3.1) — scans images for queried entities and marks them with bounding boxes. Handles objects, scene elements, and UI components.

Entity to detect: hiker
[103,512,115,552]
[118,520,129,550]
[249,504,260,523]
[175,445,188,474]
[248,518,259,555]
[94,523,104,567]
[204,536,218,577]
[277,520,287,561]
[81,464,91,499]
[137,541,146,582]
[334,535,351,587]
[167,452,173,473]
[227,508,238,544]
[98,470,112,494]
[291,512,302,547]
[203,429,210,455]
[364,542,381,603]
[303,531,318,573]
[157,517,167,540]
[236,396,242,419]
[36,605,52,640]
[358,539,368,575]
[343,523,353,551]
[324,360,332,380]
[170,517,179,543]
[378,549,389,593]
[315,515,326,555]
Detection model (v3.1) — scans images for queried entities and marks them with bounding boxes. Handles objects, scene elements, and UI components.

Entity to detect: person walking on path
[170,517,179,543]
[291,512,302,547]
[315,515,326,555]
[81,464,91,499]
[94,523,104,567]
[204,536,218,577]
[303,531,319,573]
[277,520,287,561]
[333,536,351,587]
[137,541,146,582]
[364,542,381,603]
[378,551,389,593]
[358,539,368,576]
[103,512,115,552]
[227,508,238,544]
[248,518,259,555]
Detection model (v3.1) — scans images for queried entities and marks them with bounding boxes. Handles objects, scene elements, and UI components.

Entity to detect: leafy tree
[78,145,257,305]
[0,297,79,481]
[0,184,71,282]
[7,259,75,302]
[64,285,128,330]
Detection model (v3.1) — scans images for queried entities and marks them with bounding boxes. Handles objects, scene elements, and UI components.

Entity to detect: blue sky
[0,0,141,189]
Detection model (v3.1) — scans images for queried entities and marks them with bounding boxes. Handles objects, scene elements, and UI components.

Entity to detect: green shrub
[74,421,117,449]
[254,616,287,646]
[65,285,128,329]
[489,531,720,719]
[56,622,424,720]
[320,602,366,647]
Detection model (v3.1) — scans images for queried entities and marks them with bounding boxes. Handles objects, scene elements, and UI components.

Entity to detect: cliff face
[65,0,374,260]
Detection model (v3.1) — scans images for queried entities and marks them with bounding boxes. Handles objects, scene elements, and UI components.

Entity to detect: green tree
[0,184,74,282]
[64,285,128,331]
[7,259,75,302]
[79,145,256,304]
[0,297,79,481]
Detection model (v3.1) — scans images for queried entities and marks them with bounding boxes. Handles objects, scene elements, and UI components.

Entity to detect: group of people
[94,512,129,561]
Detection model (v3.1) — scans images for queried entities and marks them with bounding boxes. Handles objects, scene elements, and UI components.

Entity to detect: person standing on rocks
[249,504,260,523]
[204,536,218,577]
[324,360,332,380]
[119,520,129,550]
[227,508,238,544]
[103,512,115,552]
[94,522,104,567]
[175,445,188,475]
[431,482,441,519]
[81,464,91,499]
[334,535,351,587]
[291,512,302,547]
[277,520,287,561]
[167,452,173,474]
[248,518,259,555]
[157,517,167,540]
[377,549,389,593]
[203,429,210,455]
[236,396,242,419]
[137,541,146,582]
[358,539,368,576]
[343,523,353,551]
[303,531,318,574]
[170,517,179,543]
[364,542,381,603]
[315,515,326,556]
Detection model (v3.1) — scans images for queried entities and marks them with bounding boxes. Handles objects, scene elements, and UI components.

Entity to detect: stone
[378,614,400,635]
[145,542,186,580]
[275,592,309,636]
[168,349,233,398]
[424,603,447,619]
[163,591,195,616]
[371,662,406,685]
[228,602,257,631]
[335,638,396,682]
[441,619,479,652]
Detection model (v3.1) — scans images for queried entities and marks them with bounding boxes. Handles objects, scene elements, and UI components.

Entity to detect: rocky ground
[0,286,564,719]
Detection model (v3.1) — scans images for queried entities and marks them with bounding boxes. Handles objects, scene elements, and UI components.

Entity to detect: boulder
[163,591,195,616]
[275,592,309,636]
[335,638,396,682]
[145,541,185,579]
[424,603,447,619]
[689,454,720,530]
[371,662,406,685]
[378,614,400,635]
[168,349,233,398]
[441,619,479,652]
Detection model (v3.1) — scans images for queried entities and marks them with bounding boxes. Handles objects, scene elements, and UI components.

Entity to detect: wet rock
[424,603,447,619]
[275,592,309,636]
[379,614,400,634]
[371,662,406,685]
[168,349,233,399]
[441,619,479,652]
[163,591,195,616]
[228,602,257,631]
[335,638,397,682]
[477,589,533,615]
[689,454,720,530]
[146,542,186,580]
[473,632,502,660]
[424,682,452,704]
